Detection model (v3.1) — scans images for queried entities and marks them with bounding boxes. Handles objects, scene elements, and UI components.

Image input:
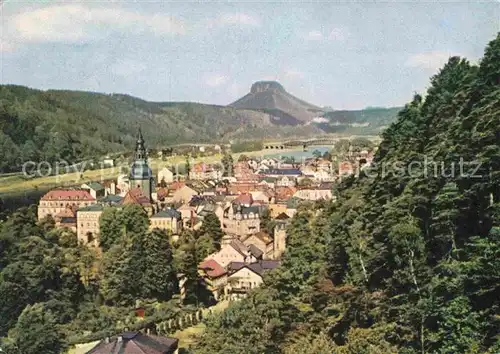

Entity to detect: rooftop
[228,260,281,277]
[86,331,178,354]
[198,259,227,278]
[151,208,181,219]
[41,189,96,201]
[85,182,105,191]
[99,194,124,204]
[78,204,104,212]
[121,188,151,206]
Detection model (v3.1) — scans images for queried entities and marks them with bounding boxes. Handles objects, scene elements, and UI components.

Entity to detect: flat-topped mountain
[229,81,324,124]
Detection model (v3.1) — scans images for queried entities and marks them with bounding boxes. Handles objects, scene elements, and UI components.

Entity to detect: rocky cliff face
[250,81,286,93]
[230,81,324,123]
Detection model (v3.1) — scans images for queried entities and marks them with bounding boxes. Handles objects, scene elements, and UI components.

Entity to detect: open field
[0,147,307,197]
[0,167,119,196]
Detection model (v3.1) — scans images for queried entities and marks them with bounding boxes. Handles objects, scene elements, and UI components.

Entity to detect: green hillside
[0,86,268,172]
[194,34,500,353]
[0,85,398,173]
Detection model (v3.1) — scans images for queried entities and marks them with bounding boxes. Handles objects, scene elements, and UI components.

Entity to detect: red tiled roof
[199,259,226,278]
[233,193,253,205]
[41,189,95,201]
[228,183,258,194]
[121,187,151,205]
[275,186,297,202]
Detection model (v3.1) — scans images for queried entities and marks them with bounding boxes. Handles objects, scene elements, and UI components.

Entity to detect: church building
[128,128,154,201]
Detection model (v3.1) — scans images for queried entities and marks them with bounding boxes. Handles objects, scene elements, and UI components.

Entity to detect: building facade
[77,204,104,247]
[38,190,96,220]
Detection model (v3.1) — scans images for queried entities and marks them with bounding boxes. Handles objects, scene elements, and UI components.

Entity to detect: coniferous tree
[198,211,223,249]
[142,228,178,301]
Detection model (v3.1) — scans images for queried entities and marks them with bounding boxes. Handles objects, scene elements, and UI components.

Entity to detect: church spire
[134,127,147,161]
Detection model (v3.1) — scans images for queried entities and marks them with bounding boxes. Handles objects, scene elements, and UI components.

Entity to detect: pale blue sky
[1,1,498,109]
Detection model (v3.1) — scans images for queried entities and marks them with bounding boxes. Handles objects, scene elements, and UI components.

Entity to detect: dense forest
[0,204,228,353]
[193,34,500,353]
[0,86,266,172]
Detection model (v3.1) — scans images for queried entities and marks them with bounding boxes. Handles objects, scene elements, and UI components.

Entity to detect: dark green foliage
[198,211,224,249]
[98,204,149,251]
[6,303,64,354]
[0,204,207,349]
[142,229,178,301]
[230,140,264,153]
[99,208,178,305]
[98,207,123,251]
[194,33,500,354]
[221,153,234,177]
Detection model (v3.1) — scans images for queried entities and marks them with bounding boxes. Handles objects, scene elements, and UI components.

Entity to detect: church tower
[129,128,153,200]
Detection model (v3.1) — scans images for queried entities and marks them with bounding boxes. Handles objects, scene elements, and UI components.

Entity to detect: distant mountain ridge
[230,81,325,124]
[0,83,400,172]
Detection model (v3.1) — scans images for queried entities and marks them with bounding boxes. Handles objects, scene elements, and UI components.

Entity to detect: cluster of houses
[37,130,374,300]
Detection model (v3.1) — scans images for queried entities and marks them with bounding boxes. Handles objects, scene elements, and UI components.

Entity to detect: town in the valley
[37,129,375,303]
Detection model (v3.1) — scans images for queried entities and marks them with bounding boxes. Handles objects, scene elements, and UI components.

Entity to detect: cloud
[204,74,228,87]
[304,28,348,42]
[405,51,462,70]
[10,5,186,43]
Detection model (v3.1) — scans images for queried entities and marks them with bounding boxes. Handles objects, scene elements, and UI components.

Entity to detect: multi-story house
[77,204,104,246]
[38,189,96,221]
[241,231,274,259]
[207,238,255,267]
[225,260,280,299]
[198,259,228,300]
[189,163,222,181]
[222,203,260,237]
[149,208,183,235]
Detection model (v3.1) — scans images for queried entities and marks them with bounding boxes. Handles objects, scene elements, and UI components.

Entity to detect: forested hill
[0,86,273,172]
[194,34,500,353]
[0,85,399,173]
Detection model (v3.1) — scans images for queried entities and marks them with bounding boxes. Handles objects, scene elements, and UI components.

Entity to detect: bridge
[263,137,341,150]
[263,135,382,150]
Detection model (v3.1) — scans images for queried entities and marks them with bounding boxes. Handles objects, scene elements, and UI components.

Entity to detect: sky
[0,1,499,110]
